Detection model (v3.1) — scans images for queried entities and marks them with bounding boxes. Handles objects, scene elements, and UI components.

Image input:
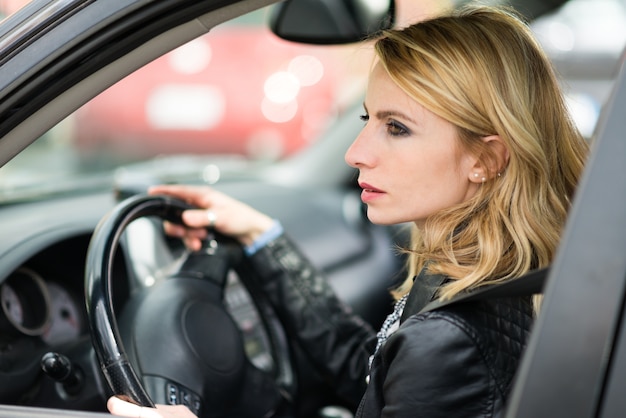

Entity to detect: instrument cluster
[0,267,84,346]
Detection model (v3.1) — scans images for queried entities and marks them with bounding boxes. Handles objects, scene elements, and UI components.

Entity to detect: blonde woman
[109,5,588,418]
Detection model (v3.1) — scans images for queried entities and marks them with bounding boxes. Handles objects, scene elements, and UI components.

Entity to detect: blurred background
[0,0,624,189]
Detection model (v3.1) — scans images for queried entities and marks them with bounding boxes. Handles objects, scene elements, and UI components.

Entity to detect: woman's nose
[345,131,374,168]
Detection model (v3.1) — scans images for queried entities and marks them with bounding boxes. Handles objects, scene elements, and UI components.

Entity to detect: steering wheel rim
[84,194,295,416]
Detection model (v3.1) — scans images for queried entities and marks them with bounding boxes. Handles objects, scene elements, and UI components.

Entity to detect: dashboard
[0,180,404,415]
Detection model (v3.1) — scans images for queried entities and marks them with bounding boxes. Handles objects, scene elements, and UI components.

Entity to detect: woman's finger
[148,185,212,208]
[107,397,162,418]
[181,209,217,229]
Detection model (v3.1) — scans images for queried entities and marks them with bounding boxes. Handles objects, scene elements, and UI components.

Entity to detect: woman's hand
[148,184,275,251]
[107,396,197,418]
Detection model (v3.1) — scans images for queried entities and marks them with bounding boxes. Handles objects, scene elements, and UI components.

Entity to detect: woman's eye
[359,114,369,123]
[387,120,409,136]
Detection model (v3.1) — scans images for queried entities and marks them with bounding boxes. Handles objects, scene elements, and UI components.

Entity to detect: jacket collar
[400,266,447,323]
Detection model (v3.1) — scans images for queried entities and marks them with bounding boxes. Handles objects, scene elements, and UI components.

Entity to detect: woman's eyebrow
[362,103,417,125]
[375,110,417,125]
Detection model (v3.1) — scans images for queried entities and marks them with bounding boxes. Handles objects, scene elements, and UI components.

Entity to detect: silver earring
[481,177,486,183]
[473,173,480,178]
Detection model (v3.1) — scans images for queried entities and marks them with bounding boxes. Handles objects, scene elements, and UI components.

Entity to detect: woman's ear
[468,135,509,183]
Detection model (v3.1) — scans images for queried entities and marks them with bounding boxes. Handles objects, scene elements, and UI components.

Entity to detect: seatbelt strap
[418,266,549,314]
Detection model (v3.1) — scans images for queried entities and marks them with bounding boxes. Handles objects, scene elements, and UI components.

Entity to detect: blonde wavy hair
[375,5,589,301]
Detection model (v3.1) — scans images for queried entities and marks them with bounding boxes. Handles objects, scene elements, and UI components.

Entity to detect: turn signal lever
[41,351,84,395]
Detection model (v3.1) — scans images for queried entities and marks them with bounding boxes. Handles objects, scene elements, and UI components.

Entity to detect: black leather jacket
[248,234,534,417]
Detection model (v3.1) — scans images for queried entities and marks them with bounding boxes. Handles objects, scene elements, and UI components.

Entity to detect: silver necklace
[369,293,409,370]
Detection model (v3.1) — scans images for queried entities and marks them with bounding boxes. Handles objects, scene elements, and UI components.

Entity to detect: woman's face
[345,63,480,227]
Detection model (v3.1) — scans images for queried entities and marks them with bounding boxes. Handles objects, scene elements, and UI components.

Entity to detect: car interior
[0,0,624,417]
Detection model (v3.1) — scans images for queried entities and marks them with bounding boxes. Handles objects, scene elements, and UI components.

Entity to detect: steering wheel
[84,194,295,417]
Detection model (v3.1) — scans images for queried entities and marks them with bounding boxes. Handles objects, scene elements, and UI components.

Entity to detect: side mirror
[269,0,395,45]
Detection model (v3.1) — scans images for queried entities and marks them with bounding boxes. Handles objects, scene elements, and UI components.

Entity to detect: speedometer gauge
[41,282,84,345]
[0,268,51,336]
[1,284,23,327]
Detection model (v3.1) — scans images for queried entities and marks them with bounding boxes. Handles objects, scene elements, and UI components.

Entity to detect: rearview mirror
[269,0,395,44]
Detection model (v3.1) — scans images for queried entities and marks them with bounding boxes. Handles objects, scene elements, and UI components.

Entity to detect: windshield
[0,0,624,202]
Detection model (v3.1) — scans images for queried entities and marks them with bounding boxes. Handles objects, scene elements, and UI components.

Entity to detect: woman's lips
[359,182,385,202]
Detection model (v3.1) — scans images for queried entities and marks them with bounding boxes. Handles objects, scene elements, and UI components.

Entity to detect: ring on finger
[206,210,217,229]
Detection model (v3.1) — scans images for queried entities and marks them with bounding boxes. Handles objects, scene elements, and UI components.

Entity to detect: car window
[0,0,623,201]
[531,0,626,138]
[0,4,373,195]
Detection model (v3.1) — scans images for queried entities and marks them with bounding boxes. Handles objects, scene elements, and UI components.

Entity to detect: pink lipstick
[359,182,385,203]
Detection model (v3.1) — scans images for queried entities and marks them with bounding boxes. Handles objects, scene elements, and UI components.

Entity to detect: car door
[505,31,626,418]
